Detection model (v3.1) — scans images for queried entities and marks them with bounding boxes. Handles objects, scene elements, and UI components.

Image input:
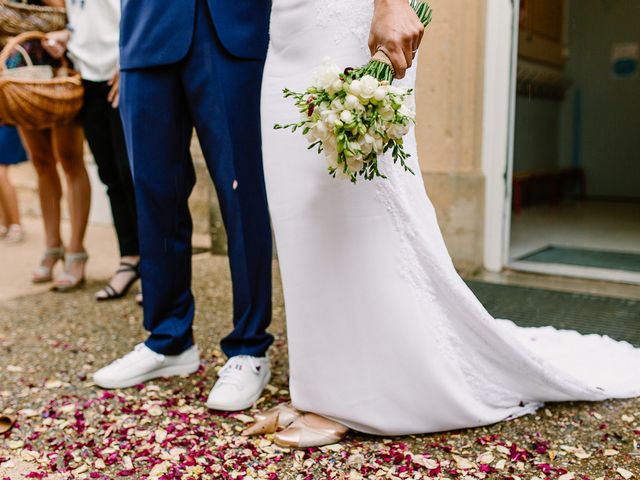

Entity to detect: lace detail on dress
[371,68,603,411]
[314,0,374,56]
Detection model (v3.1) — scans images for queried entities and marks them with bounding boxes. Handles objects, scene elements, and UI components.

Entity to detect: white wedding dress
[260,0,640,435]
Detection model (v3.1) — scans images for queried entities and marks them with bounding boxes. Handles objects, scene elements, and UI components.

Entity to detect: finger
[368,33,376,57]
[402,40,413,71]
[386,46,407,79]
[111,92,119,109]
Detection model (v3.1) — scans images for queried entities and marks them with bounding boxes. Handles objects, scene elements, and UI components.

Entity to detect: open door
[506,0,640,284]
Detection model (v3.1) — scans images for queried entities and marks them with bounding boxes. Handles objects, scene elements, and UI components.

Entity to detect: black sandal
[95,261,140,302]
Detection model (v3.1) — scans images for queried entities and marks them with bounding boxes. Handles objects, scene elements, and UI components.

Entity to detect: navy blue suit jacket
[120,0,271,69]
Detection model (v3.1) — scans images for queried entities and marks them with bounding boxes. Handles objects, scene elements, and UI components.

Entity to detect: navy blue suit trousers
[119,0,273,357]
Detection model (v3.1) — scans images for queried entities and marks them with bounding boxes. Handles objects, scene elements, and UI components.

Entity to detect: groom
[93,0,274,411]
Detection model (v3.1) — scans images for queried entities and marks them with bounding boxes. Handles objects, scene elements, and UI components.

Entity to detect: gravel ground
[1,254,639,479]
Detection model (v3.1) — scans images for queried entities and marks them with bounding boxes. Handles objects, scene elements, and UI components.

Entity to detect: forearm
[40,0,65,7]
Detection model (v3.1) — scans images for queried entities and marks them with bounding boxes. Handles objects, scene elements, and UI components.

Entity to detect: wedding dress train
[260,0,640,435]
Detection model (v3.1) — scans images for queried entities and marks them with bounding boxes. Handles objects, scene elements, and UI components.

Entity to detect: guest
[5,0,91,290]
[0,126,26,244]
[42,0,140,300]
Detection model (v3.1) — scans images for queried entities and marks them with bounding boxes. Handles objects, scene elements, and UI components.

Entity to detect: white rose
[344,94,361,110]
[312,121,329,140]
[340,110,354,124]
[374,86,389,102]
[329,79,344,95]
[359,75,379,99]
[331,98,344,111]
[349,79,363,97]
[323,111,339,127]
[387,123,410,139]
[313,61,342,91]
[380,106,395,122]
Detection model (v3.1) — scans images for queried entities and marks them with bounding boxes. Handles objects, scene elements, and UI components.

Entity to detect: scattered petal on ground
[1,256,639,479]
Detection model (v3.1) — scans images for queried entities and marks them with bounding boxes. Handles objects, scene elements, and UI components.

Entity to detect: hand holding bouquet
[275,1,432,183]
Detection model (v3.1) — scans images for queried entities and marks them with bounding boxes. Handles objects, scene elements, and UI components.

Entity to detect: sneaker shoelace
[217,356,262,388]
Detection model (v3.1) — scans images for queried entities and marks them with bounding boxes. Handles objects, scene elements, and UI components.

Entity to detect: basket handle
[0,31,70,71]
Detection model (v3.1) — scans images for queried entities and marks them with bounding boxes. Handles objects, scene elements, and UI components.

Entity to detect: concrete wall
[415,0,488,271]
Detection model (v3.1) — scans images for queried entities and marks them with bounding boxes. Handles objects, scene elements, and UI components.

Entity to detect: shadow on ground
[0,255,638,479]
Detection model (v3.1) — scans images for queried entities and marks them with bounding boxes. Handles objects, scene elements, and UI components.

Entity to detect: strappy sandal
[52,252,88,293]
[4,224,24,244]
[95,261,140,302]
[32,247,65,284]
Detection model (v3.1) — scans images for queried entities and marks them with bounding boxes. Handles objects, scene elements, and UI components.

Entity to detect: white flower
[313,61,342,91]
[360,135,374,155]
[374,137,384,154]
[374,86,389,102]
[344,94,361,110]
[347,156,364,173]
[349,79,362,97]
[340,110,354,124]
[387,122,410,139]
[380,105,395,122]
[322,111,339,127]
[329,79,344,95]
[311,121,329,140]
[331,97,344,111]
[359,75,379,99]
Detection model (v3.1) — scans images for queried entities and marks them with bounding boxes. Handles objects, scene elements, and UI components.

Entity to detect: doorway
[507,0,640,283]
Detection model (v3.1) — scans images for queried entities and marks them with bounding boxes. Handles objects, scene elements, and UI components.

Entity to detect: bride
[256,0,640,448]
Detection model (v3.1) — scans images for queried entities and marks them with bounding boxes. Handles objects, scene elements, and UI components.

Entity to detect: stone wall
[415,0,488,272]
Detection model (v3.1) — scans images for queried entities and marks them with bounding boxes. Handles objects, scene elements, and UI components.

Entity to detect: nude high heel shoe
[32,247,65,283]
[242,403,302,436]
[274,413,349,448]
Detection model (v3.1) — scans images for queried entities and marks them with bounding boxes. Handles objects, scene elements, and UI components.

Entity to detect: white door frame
[481,0,520,272]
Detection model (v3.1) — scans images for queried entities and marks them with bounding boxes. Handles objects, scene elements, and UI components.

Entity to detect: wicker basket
[0,31,83,129]
[0,0,66,37]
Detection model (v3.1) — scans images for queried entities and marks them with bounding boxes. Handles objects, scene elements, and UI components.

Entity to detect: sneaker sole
[94,361,201,390]
[206,370,272,412]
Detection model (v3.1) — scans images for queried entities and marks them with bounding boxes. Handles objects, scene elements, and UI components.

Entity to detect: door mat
[466,280,640,346]
[518,246,640,272]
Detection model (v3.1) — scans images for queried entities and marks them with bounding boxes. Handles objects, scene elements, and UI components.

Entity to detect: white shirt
[65,0,120,82]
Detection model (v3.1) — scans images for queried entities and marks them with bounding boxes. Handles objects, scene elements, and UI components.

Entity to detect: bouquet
[275,0,433,183]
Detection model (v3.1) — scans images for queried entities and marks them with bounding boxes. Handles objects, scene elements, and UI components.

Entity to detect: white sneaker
[206,355,271,411]
[93,343,200,389]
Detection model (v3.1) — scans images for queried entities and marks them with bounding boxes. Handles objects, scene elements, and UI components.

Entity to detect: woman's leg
[51,121,91,282]
[81,80,140,299]
[0,165,22,227]
[0,165,24,243]
[19,127,63,251]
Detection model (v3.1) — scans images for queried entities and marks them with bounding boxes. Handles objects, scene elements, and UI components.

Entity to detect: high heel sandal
[32,247,65,284]
[242,403,303,436]
[274,413,349,448]
[95,261,140,302]
[52,252,88,292]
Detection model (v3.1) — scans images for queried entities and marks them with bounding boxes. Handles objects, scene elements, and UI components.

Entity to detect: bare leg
[0,165,21,227]
[19,127,63,257]
[95,255,141,300]
[51,122,91,283]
